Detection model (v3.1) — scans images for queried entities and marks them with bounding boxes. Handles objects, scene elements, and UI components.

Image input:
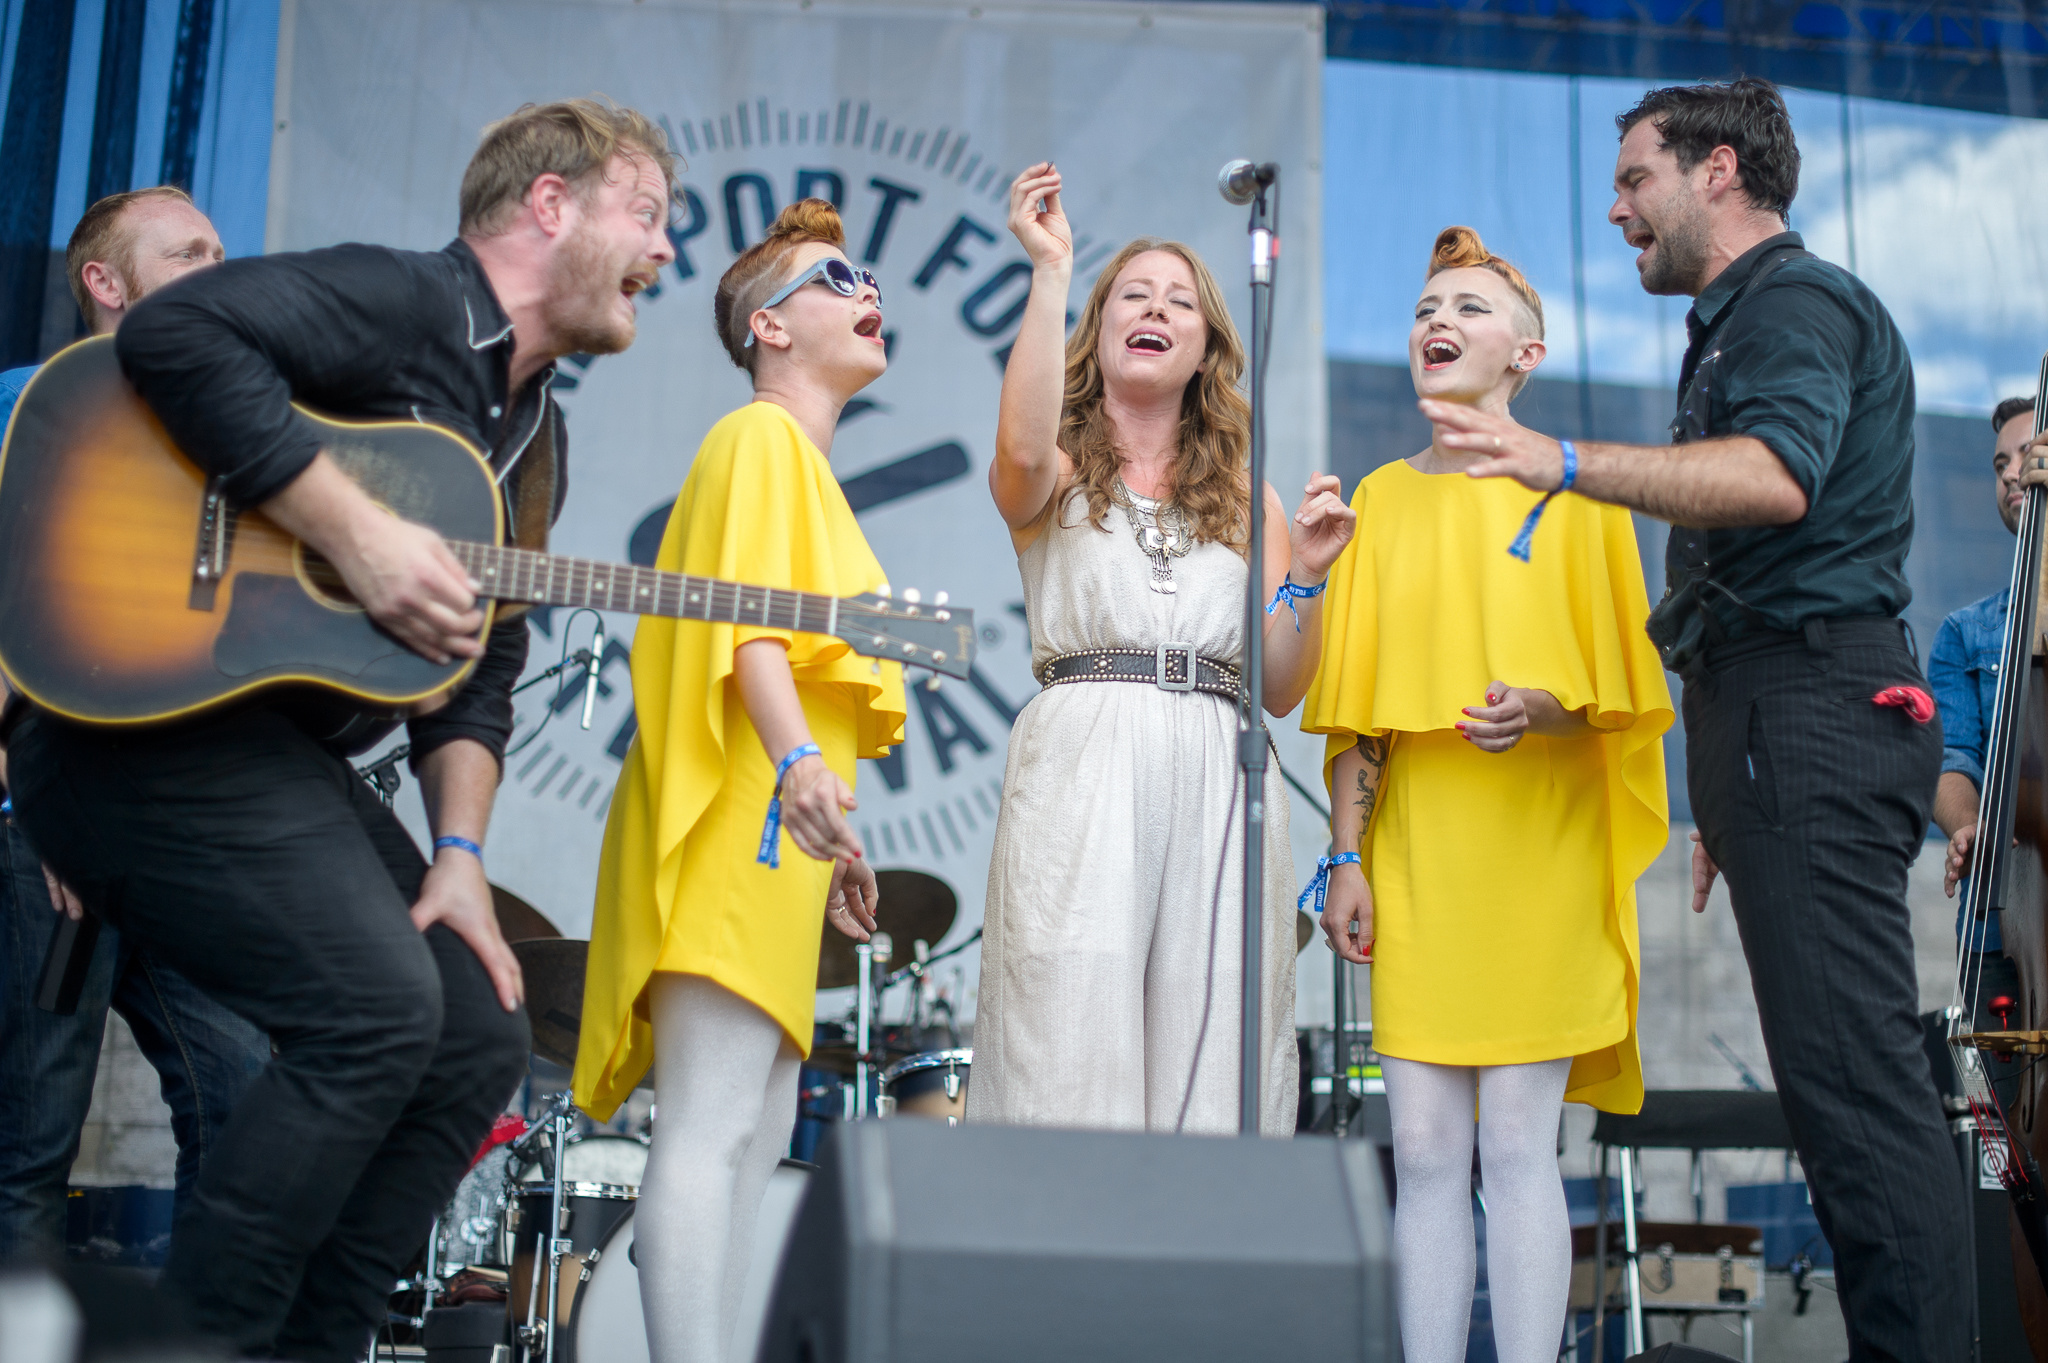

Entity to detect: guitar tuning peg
[925,675,942,691]
[901,588,921,604]
[933,591,949,606]
[875,583,891,599]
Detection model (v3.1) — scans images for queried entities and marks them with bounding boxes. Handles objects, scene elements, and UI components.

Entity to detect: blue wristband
[1263,575,1328,632]
[434,835,483,861]
[1507,439,1578,562]
[1298,852,1362,915]
[757,742,824,869]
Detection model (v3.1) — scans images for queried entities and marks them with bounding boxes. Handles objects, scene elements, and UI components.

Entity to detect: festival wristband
[433,835,483,861]
[1298,852,1363,915]
[1507,439,1578,563]
[757,742,824,869]
[1264,575,1328,632]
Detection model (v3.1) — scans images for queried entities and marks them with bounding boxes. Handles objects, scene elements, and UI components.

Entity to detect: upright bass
[1954,350,2048,1352]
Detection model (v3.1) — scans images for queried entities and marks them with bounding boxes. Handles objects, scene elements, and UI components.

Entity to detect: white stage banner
[268,0,1327,1019]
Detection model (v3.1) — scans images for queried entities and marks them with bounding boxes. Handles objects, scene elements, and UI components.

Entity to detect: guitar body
[0,337,497,724]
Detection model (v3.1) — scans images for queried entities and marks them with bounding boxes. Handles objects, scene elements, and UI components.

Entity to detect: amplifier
[760,1121,1398,1363]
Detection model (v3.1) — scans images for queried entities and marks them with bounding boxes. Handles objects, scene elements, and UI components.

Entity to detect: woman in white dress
[968,163,1354,1133]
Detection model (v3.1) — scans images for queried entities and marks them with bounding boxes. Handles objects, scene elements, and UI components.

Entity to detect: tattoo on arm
[1353,735,1387,830]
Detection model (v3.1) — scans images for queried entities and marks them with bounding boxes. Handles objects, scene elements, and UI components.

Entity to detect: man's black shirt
[113,239,567,764]
[1660,230,1915,653]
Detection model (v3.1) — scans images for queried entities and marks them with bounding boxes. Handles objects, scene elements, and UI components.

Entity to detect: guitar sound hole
[295,546,364,612]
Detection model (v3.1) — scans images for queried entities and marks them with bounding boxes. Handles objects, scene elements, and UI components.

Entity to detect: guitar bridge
[189,476,237,610]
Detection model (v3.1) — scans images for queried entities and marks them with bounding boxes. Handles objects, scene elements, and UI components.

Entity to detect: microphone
[580,618,605,729]
[1218,160,1276,206]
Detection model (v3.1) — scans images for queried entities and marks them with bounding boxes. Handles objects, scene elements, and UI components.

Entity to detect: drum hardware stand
[851,933,892,1119]
[509,1091,579,1363]
[881,926,982,1045]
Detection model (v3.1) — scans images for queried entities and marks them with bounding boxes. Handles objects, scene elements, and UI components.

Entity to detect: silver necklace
[1111,477,1194,595]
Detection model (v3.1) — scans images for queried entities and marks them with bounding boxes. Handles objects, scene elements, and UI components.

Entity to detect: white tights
[1380,1055,1573,1363]
[636,973,800,1363]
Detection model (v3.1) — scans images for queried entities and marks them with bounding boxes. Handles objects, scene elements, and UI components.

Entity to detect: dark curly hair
[1615,78,1799,223]
[1993,395,2036,435]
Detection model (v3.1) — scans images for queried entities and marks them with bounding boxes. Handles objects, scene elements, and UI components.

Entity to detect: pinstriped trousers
[1685,620,1967,1363]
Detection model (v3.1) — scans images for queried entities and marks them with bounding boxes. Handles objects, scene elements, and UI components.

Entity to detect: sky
[1323,59,2048,416]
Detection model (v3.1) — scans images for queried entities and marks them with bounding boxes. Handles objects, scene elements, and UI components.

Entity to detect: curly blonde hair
[1060,239,1251,551]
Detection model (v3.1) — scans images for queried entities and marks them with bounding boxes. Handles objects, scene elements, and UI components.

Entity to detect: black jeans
[0,808,269,1262]
[1685,619,1968,1362]
[7,706,529,1362]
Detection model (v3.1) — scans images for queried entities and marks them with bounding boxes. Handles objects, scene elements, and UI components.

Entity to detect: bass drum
[519,1131,650,1190]
[568,1159,813,1363]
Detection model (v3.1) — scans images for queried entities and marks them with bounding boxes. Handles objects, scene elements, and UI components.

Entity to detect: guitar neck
[446,541,843,632]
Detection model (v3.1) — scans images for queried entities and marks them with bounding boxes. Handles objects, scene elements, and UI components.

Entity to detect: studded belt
[1036,644,1244,702]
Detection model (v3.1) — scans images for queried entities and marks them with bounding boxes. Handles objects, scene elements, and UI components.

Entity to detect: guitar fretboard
[448,541,840,634]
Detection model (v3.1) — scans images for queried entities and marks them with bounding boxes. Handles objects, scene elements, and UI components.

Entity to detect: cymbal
[817,869,959,989]
[492,884,561,943]
[513,939,588,1070]
[805,1039,920,1076]
[1296,910,1315,955]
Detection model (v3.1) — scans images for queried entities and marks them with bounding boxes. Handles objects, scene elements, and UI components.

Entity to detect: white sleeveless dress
[969,488,1299,1135]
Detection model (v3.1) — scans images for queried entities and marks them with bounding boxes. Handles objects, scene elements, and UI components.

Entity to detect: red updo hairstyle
[713,198,846,373]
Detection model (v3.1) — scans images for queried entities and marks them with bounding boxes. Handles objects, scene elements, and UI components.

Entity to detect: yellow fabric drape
[1302,460,1672,1113]
[574,402,906,1120]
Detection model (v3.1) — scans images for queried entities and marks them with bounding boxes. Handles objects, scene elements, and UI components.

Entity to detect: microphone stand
[1236,167,1278,1136]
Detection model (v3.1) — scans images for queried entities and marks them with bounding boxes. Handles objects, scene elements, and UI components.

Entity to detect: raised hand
[1418,398,1566,493]
[1006,163,1072,271]
[1288,472,1355,581]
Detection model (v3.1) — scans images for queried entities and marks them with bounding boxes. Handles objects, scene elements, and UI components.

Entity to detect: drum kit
[393,874,977,1362]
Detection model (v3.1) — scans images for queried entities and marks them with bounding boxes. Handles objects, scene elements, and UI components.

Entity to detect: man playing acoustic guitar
[1,99,676,1360]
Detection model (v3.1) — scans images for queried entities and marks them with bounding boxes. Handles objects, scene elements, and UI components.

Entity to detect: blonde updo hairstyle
[1062,238,1251,552]
[714,198,847,374]
[1426,226,1545,397]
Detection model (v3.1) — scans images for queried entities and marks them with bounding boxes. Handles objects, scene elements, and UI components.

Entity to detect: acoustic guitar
[0,337,972,726]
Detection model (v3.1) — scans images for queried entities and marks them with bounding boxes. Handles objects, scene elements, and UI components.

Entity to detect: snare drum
[538,1159,814,1363]
[880,1048,972,1122]
[518,1131,649,1189]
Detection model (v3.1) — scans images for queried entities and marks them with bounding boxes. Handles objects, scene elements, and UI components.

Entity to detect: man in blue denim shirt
[0,187,265,1266]
[1928,395,2032,1029]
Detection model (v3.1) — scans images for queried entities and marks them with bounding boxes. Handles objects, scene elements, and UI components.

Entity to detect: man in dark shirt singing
[1424,79,1964,1359]
[3,99,675,1359]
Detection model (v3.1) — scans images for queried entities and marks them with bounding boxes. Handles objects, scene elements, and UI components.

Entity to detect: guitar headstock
[835,588,975,679]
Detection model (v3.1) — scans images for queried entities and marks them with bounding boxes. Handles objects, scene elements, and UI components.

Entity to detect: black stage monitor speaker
[760,1120,1397,1363]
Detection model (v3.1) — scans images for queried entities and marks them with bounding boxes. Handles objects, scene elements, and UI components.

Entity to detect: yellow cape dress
[574,402,906,1120]
[1302,459,1672,1113]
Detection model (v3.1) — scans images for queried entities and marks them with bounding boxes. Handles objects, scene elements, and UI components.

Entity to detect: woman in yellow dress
[1303,227,1671,1363]
[573,200,906,1363]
